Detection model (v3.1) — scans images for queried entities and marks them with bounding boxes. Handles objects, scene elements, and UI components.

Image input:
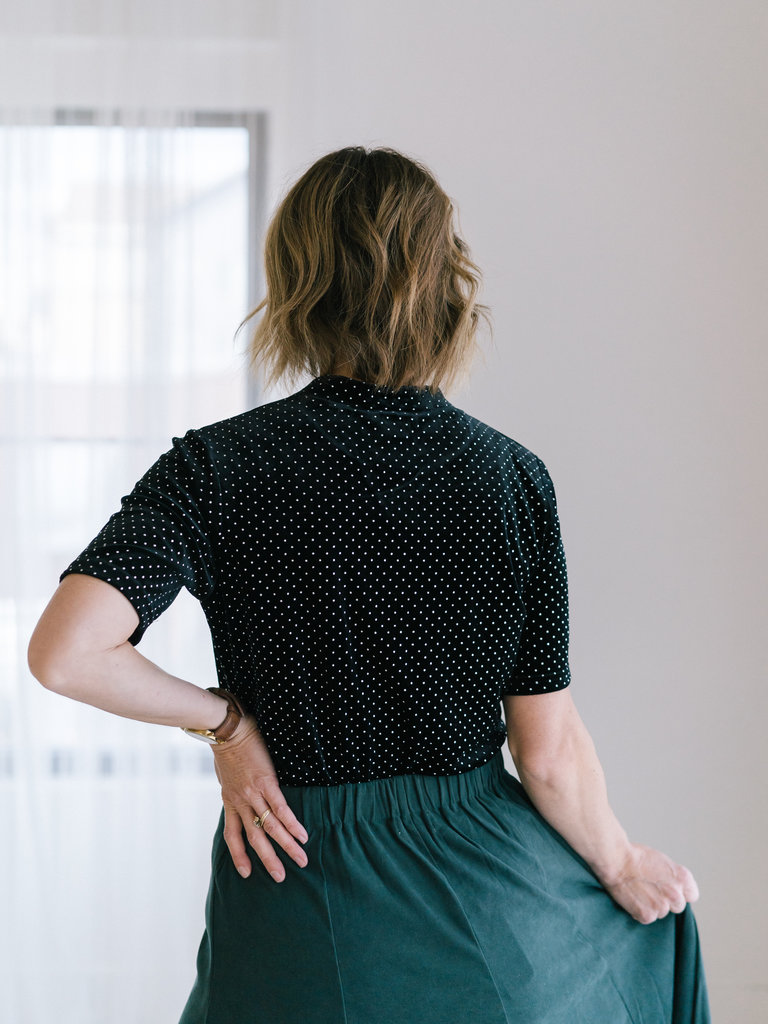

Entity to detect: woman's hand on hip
[595,842,700,924]
[211,712,309,882]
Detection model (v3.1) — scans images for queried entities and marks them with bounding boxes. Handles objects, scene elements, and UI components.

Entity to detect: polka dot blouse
[59,373,572,785]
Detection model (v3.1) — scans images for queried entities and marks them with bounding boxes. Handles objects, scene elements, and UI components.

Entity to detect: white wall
[3,2,766,1020]
[305,4,768,1019]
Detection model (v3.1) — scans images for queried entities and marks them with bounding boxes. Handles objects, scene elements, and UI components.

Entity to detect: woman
[28,146,710,1023]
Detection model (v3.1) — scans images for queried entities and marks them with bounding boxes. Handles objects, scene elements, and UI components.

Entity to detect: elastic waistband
[279,750,508,830]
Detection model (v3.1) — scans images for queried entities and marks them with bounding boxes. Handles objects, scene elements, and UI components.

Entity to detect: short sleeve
[504,459,571,695]
[58,428,219,647]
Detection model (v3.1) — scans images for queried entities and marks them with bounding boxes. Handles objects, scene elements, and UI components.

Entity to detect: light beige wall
[3,2,766,1019]
[300,4,767,1018]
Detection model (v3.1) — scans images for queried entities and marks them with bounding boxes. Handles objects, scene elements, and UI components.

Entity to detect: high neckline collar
[299,373,449,415]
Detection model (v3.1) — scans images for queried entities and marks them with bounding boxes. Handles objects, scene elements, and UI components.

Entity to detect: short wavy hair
[235,146,493,396]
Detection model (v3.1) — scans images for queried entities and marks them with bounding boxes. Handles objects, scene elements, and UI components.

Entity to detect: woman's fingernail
[271,870,284,882]
[239,867,250,878]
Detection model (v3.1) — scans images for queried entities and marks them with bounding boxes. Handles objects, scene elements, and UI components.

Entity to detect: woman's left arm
[27,573,309,882]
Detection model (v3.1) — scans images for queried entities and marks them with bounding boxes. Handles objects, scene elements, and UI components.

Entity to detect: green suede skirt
[178,750,711,1024]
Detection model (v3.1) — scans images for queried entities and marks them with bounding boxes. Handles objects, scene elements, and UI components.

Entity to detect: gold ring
[254,808,271,829]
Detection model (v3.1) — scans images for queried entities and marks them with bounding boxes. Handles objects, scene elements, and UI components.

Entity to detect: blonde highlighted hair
[235,146,493,396]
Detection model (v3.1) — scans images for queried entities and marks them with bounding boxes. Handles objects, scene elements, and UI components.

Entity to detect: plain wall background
[302,10,768,1019]
[2,2,766,1020]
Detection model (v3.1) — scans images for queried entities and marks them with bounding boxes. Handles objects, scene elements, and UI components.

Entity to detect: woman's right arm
[503,689,700,924]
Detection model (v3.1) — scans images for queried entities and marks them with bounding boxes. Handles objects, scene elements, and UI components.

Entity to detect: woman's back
[59,371,571,785]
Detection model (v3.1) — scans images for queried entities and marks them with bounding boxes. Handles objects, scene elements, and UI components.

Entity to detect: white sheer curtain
[0,105,263,1022]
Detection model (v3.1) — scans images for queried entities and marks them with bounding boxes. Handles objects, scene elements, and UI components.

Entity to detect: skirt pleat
[177,750,711,1024]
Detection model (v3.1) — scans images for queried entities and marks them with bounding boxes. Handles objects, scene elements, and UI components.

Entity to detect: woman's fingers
[244,779,309,864]
[223,803,306,882]
[246,817,288,882]
[657,865,698,916]
[222,805,254,879]
[245,809,309,882]
[601,844,702,924]
[680,866,700,903]
[259,781,309,844]
[222,793,309,883]
[256,806,309,870]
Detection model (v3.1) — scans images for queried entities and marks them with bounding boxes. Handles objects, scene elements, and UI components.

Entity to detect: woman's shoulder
[456,409,552,484]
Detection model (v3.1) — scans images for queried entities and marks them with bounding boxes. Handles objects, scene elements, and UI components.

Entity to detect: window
[1,108,267,776]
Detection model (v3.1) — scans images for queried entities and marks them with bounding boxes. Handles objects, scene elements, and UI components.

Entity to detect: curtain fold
[1,102,255,1023]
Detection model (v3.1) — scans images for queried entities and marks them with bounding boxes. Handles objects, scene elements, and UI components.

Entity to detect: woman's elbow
[504,687,585,779]
[27,619,79,693]
[28,633,64,691]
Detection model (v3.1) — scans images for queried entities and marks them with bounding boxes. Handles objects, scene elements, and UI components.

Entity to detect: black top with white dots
[59,373,571,785]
